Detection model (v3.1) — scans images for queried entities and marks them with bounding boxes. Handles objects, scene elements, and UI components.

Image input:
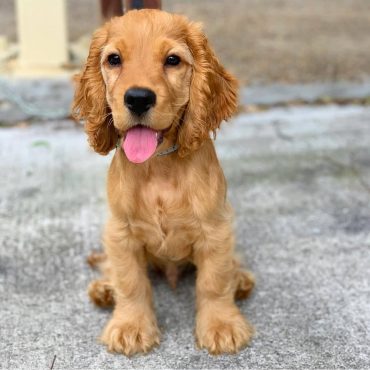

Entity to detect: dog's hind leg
[87,251,115,308]
[87,250,107,269]
[88,279,115,308]
[232,258,255,300]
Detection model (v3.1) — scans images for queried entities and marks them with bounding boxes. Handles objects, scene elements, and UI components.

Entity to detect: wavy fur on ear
[177,22,238,157]
[72,27,118,155]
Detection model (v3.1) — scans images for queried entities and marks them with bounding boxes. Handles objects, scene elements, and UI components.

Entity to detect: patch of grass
[31,140,50,148]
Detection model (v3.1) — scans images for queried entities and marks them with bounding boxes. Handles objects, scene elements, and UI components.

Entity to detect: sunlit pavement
[1,105,370,368]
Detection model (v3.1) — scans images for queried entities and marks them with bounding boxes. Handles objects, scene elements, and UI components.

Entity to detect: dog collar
[116,138,178,157]
[156,144,179,157]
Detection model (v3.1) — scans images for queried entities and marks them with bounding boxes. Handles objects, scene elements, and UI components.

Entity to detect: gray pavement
[242,80,370,105]
[2,77,370,125]
[1,105,370,369]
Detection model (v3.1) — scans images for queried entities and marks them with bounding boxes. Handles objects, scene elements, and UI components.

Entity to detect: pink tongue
[123,126,158,163]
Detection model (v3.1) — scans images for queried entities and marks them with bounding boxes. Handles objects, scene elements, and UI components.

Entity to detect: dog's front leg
[100,218,160,356]
[194,223,253,354]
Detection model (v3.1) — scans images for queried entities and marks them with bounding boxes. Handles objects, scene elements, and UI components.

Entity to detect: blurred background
[1,1,370,369]
[1,0,370,83]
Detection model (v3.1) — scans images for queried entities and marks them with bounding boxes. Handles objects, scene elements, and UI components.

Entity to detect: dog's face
[101,12,193,137]
[73,10,238,159]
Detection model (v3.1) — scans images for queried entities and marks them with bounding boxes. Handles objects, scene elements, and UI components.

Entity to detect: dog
[73,9,254,356]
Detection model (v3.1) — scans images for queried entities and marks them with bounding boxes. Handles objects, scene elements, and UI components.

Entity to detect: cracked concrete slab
[1,105,370,369]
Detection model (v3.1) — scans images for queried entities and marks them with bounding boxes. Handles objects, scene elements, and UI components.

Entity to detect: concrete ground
[1,105,370,369]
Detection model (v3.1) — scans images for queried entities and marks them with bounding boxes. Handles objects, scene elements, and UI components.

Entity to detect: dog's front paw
[196,306,253,354]
[101,315,160,356]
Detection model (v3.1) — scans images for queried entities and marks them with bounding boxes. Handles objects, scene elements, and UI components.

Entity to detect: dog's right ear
[72,27,118,155]
[177,21,238,157]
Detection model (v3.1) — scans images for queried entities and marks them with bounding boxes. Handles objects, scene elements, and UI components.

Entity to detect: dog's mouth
[122,125,163,164]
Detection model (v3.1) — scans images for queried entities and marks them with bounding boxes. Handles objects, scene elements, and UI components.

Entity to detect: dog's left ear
[72,26,118,155]
[177,22,238,157]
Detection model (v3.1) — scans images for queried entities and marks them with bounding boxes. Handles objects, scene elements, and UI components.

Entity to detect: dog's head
[73,9,238,161]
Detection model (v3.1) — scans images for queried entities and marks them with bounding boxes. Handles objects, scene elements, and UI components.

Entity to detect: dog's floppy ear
[177,22,238,157]
[72,27,118,155]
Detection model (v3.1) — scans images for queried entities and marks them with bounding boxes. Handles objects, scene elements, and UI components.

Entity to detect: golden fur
[73,9,254,356]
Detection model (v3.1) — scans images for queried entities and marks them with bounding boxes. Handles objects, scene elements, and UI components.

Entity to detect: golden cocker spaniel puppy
[73,9,254,356]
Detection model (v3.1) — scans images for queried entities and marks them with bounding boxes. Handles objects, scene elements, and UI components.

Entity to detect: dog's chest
[132,177,200,261]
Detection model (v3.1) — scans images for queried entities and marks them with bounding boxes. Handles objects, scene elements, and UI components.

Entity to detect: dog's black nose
[124,88,156,116]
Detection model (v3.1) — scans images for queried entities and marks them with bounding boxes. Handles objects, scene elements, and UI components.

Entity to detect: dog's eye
[165,55,181,66]
[107,54,121,66]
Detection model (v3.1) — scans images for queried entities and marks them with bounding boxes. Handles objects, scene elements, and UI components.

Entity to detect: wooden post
[16,0,69,69]
[100,0,123,22]
[124,0,161,11]
[100,0,161,23]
